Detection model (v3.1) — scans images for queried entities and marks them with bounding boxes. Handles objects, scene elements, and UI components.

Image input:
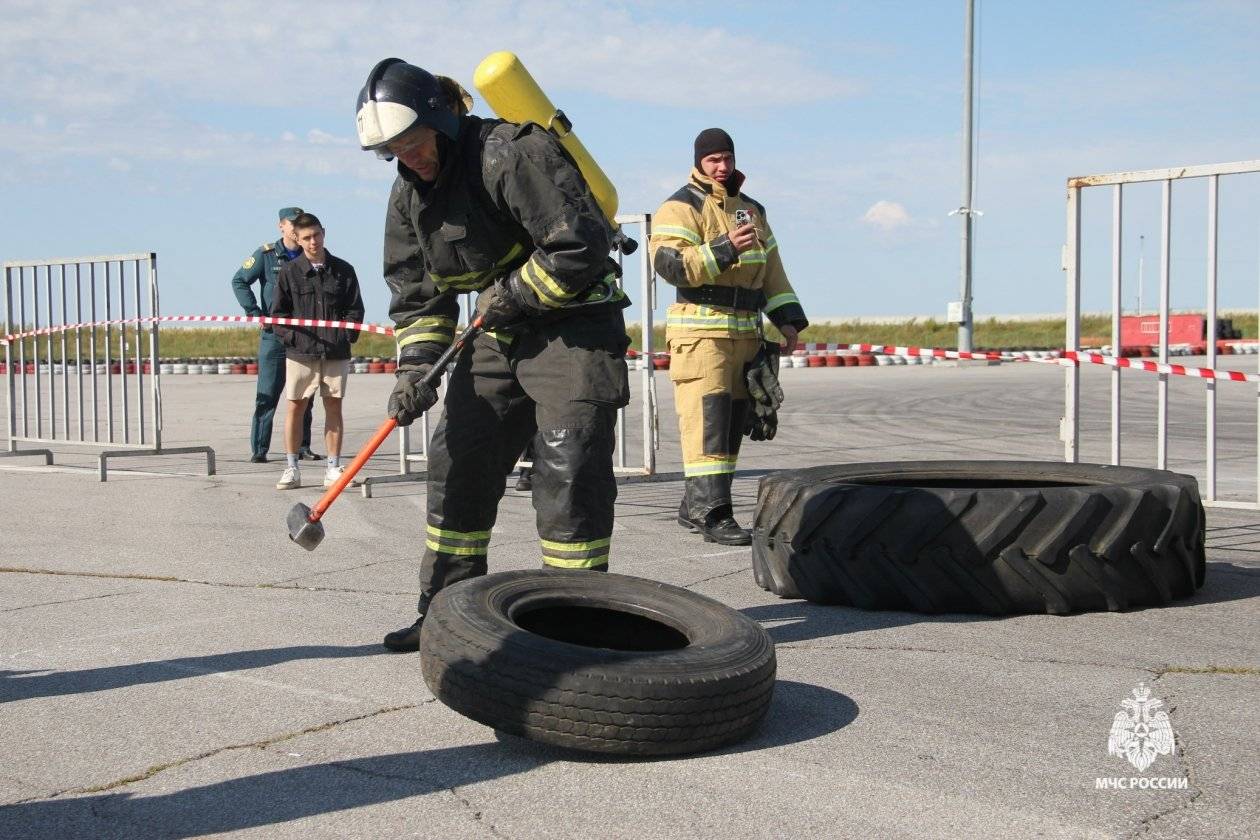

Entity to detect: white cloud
[0,1,858,186]
[307,129,352,146]
[0,1,857,115]
[862,200,913,231]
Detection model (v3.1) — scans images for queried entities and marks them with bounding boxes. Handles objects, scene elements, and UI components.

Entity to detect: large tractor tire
[752,461,1205,615]
[420,570,776,755]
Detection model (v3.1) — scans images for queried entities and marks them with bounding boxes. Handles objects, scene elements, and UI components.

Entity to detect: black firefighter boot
[383,617,424,652]
[678,495,751,546]
[696,504,751,546]
[515,464,533,492]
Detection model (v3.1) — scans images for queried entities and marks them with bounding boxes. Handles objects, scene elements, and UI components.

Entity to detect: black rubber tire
[752,460,1206,615]
[420,570,776,755]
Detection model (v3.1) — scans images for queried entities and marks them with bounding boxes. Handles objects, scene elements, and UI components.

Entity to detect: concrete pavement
[1,358,1257,838]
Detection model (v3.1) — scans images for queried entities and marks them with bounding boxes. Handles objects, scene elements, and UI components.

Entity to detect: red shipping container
[1119,314,1203,349]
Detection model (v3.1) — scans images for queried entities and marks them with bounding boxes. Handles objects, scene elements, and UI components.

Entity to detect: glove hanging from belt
[744,339,783,441]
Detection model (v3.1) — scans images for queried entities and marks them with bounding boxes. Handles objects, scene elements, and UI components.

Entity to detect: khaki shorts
[285,357,350,400]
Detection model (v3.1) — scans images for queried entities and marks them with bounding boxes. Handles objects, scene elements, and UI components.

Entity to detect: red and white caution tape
[1058,350,1260,383]
[6,314,1260,384]
[0,314,394,346]
[826,342,1029,362]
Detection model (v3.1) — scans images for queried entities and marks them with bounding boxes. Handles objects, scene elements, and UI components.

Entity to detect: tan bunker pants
[668,334,761,521]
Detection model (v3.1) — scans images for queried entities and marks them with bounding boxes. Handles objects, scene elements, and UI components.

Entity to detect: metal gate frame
[3,253,215,481]
[1063,159,1260,508]
[361,213,660,497]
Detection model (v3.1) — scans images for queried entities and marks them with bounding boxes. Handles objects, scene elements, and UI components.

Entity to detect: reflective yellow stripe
[396,317,455,351]
[684,460,737,477]
[426,524,491,556]
[426,539,486,556]
[521,258,575,308]
[765,292,800,312]
[666,307,761,333]
[427,525,491,540]
[539,537,612,552]
[764,233,778,251]
[543,555,609,569]
[431,243,525,291]
[738,248,767,266]
[699,242,720,279]
[653,225,702,245]
[540,536,611,568]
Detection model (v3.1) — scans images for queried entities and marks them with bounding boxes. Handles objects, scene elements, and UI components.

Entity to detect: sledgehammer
[287,318,485,550]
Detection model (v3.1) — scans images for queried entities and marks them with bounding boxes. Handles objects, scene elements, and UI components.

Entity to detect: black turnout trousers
[416,309,630,614]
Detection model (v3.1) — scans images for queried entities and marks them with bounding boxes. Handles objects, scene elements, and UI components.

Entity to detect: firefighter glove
[745,342,784,412]
[473,278,527,330]
[744,402,778,441]
[388,366,438,427]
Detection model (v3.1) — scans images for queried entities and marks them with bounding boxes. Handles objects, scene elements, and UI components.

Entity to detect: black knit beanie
[694,128,734,169]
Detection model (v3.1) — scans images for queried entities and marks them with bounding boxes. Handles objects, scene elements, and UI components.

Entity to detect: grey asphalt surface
[1,356,1257,839]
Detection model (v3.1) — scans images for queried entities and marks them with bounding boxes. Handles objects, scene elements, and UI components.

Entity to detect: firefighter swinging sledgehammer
[356,58,631,652]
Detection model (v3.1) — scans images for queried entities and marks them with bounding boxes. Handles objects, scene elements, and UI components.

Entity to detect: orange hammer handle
[307,417,397,523]
[304,315,485,525]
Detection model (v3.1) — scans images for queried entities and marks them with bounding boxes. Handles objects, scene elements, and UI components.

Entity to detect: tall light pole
[1137,234,1145,315]
[957,0,977,352]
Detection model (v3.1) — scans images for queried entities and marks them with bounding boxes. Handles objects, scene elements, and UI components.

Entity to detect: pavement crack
[269,557,403,586]
[683,567,752,588]
[11,704,418,802]
[778,643,1161,673]
[0,566,414,597]
[1126,694,1202,838]
[1,590,133,613]
[1152,664,1259,677]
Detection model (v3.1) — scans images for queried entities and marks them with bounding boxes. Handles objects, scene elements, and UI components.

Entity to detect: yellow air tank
[473,51,619,228]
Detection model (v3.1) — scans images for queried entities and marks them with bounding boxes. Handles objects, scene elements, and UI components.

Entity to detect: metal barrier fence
[2,253,215,481]
[361,214,660,496]
[1063,159,1260,508]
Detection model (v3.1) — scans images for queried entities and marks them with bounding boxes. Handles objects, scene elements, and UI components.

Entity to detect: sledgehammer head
[287,502,325,551]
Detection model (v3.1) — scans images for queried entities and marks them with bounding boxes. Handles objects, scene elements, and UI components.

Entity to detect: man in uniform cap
[231,207,318,463]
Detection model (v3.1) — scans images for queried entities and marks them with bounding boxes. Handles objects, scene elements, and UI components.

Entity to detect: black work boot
[515,467,532,492]
[697,506,751,546]
[383,617,424,652]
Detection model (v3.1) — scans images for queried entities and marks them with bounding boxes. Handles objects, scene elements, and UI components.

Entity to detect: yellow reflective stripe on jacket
[666,306,761,333]
[653,224,702,245]
[430,243,526,292]
[396,316,456,350]
[520,258,579,308]
[765,292,800,313]
[540,536,611,568]
[739,247,768,266]
[425,524,491,556]
[764,233,778,251]
[684,459,737,477]
[698,242,720,280]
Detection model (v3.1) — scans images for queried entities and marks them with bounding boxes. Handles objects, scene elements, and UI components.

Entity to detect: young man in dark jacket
[355,59,630,652]
[270,213,366,490]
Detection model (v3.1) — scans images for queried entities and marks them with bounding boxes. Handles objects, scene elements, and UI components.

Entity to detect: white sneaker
[324,464,363,488]
[276,465,301,490]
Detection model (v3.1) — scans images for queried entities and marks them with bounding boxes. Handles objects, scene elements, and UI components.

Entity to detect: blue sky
[3,0,1259,331]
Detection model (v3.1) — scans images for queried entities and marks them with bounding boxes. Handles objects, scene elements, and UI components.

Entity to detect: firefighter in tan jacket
[649,128,808,545]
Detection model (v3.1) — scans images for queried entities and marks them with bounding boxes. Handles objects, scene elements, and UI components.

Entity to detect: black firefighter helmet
[356,58,460,160]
